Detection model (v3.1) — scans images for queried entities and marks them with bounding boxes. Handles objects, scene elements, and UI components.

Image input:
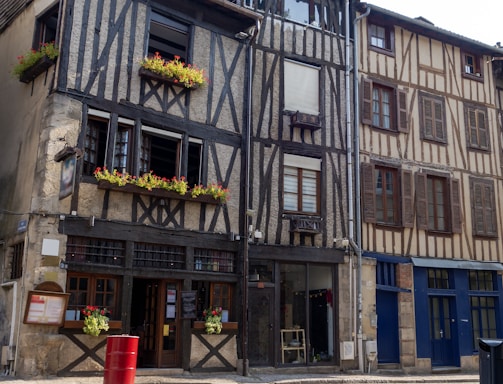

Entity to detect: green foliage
[12,41,59,79]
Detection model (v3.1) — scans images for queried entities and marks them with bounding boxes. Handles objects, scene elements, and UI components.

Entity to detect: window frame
[284,59,320,116]
[470,177,498,238]
[361,163,413,228]
[461,51,484,80]
[148,11,189,62]
[361,78,408,133]
[34,3,59,49]
[465,103,490,151]
[283,154,321,215]
[415,172,462,234]
[419,91,447,143]
[367,20,395,55]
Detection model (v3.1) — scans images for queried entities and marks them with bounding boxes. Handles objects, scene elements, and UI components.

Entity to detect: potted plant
[12,41,59,83]
[203,306,223,335]
[139,52,207,89]
[81,305,110,336]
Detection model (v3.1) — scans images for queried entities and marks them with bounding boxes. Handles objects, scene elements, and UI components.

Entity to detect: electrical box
[340,341,355,360]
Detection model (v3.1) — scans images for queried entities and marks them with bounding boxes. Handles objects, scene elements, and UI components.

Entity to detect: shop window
[65,273,120,320]
[283,154,320,215]
[470,178,497,237]
[368,21,394,53]
[361,163,413,228]
[419,92,446,143]
[65,236,125,266]
[415,173,462,234]
[465,104,489,151]
[361,78,408,132]
[133,243,185,269]
[34,3,59,48]
[210,283,232,317]
[284,60,320,116]
[469,270,495,291]
[10,242,24,279]
[462,51,483,80]
[148,11,188,61]
[193,249,235,273]
[469,271,497,349]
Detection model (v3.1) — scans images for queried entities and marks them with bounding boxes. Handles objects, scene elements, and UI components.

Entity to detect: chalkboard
[181,291,197,319]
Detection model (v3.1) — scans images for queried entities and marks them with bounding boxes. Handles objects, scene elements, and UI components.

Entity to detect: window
[10,242,24,279]
[469,271,497,349]
[465,104,489,151]
[141,126,202,186]
[66,273,120,320]
[65,236,125,266]
[134,243,185,270]
[419,92,446,143]
[462,51,483,79]
[368,21,394,53]
[83,116,108,176]
[34,4,59,48]
[283,154,320,214]
[415,173,462,233]
[376,262,396,287]
[283,0,335,30]
[361,79,408,132]
[194,249,236,273]
[361,163,413,227]
[284,60,320,116]
[470,178,497,237]
[427,268,450,289]
[148,12,188,61]
[210,283,232,315]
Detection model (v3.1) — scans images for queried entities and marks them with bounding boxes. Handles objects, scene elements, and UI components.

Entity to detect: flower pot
[138,67,200,89]
[19,56,56,83]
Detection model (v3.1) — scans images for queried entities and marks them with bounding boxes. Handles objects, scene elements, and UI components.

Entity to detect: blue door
[376,289,399,363]
[429,296,457,366]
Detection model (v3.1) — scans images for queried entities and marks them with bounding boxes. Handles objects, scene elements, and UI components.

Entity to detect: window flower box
[63,320,122,330]
[97,180,222,205]
[139,67,200,89]
[18,56,56,83]
[13,41,59,83]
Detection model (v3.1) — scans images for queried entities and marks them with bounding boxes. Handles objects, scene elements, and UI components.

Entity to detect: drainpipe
[352,3,371,374]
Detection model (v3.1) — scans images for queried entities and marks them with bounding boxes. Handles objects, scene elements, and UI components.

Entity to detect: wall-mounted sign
[181,291,197,319]
[23,291,70,326]
[59,155,76,200]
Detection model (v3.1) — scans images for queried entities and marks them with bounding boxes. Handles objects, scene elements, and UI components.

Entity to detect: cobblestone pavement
[0,370,480,384]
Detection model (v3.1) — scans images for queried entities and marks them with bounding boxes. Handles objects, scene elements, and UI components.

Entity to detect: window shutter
[397,89,408,133]
[361,78,373,125]
[478,111,488,149]
[423,98,433,139]
[434,101,445,141]
[361,163,376,223]
[468,108,477,146]
[415,173,428,230]
[485,183,497,236]
[450,179,462,234]
[401,170,414,228]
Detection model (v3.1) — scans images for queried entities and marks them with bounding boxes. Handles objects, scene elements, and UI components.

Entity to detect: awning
[411,257,503,271]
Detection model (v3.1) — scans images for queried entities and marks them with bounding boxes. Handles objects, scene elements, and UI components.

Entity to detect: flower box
[193,321,238,330]
[63,320,122,329]
[19,56,55,83]
[97,180,220,204]
[138,67,199,89]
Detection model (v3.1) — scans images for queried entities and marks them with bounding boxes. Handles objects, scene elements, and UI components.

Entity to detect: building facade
[0,0,358,377]
[355,2,503,373]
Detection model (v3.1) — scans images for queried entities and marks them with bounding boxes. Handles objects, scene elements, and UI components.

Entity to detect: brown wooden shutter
[450,179,462,234]
[397,89,408,133]
[434,101,445,141]
[361,163,376,223]
[478,111,488,149]
[423,98,433,138]
[415,172,428,230]
[401,170,414,227]
[361,78,373,125]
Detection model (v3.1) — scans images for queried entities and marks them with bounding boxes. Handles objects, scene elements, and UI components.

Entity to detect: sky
[367,0,502,47]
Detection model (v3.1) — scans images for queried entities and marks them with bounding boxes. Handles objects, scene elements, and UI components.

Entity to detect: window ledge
[19,56,56,83]
[62,320,122,329]
[138,67,200,89]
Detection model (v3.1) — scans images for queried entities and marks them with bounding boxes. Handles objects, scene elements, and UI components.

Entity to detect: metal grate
[194,249,235,273]
[133,243,185,269]
[66,237,125,266]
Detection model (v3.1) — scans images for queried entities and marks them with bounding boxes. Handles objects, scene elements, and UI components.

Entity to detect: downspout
[352,3,371,374]
[241,19,260,377]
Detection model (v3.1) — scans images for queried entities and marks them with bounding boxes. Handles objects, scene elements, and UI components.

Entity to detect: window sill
[193,321,238,330]
[462,73,484,82]
[138,67,200,89]
[97,180,222,205]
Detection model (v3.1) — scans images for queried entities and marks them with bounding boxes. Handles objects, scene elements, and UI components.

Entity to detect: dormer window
[462,51,483,80]
[368,21,394,55]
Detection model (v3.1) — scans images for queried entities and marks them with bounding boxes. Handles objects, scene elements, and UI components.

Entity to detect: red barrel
[103,335,139,384]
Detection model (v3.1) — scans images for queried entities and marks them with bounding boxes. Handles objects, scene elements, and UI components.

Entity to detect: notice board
[181,291,197,319]
[23,291,70,326]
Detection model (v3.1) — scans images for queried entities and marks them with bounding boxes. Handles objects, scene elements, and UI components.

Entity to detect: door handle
[439,329,444,338]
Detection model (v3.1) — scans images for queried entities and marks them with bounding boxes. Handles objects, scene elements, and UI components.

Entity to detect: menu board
[181,291,197,319]
[23,291,70,326]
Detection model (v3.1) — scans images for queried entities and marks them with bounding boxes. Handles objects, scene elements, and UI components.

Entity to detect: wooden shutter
[361,163,376,223]
[415,172,428,230]
[423,98,433,139]
[471,180,484,235]
[397,89,408,133]
[450,179,462,234]
[478,110,488,149]
[434,100,445,141]
[468,108,477,147]
[401,170,414,228]
[361,78,373,125]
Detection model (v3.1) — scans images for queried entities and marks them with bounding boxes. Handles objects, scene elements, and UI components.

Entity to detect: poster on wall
[23,291,70,326]
[181,291,197,319]
[59,155,76,199]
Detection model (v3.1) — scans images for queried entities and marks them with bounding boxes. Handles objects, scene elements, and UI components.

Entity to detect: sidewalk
[0,370,480,384]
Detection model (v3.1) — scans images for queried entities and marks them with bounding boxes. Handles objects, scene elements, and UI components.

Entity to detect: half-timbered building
[355,2,503,373]
[0,0,356,378]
